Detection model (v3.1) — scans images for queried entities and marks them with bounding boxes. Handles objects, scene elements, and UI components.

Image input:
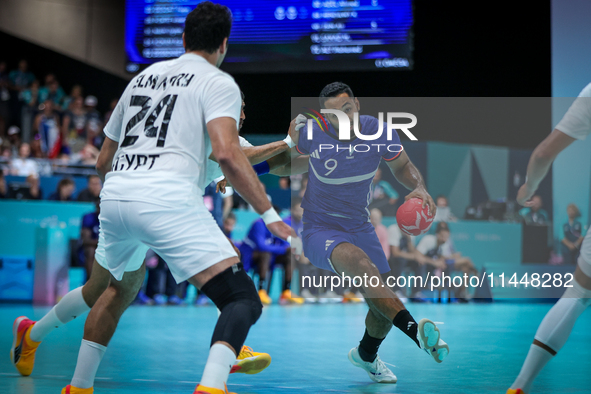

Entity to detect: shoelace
[239,346,254,358]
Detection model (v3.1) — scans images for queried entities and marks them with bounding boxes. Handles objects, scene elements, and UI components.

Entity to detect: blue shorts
[302,211,391,274]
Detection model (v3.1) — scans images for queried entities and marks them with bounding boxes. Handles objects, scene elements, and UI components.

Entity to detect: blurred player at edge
[290,82,449,384]
[13,3,291,394]
[507,85,591,394]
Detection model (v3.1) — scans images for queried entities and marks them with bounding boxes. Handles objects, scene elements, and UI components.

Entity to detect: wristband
[252,161,270,176]
[261,207,282,225]
[283,135,296,148]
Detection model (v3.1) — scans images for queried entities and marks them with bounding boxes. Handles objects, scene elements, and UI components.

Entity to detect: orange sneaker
[506,390,525,394]
[230,345,271,374]
[61,385,94,393]
[342,291,363,303]
[10,316,40,376]
[279,290,304,305]
[258,289,272,305]
[194,383,235,394]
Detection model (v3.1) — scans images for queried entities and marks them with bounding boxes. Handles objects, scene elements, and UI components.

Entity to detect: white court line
[179,381,199,384]
[41,375,66,378]
[132,379,157,382]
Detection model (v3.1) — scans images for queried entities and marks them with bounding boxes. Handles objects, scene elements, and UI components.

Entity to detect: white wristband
[261,207,282,225]
[283,135,296,148]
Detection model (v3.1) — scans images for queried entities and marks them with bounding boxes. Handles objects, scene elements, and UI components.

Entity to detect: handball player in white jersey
[507,83,591,394]
[10,3,291,394]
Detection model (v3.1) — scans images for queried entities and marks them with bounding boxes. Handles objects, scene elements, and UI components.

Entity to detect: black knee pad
[201,263,263,352]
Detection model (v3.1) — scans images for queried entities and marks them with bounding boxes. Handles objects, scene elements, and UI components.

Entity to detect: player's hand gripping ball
[396,198,434,236]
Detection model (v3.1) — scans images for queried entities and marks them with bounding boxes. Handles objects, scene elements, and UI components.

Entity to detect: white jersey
[205,136,253,188]
[101,53,241,207]
[555,83,591,140]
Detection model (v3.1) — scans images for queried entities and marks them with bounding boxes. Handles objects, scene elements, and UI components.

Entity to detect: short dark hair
[436,222,450,234]
[184,1,232,54]
[319,82,354,108]
[58,177,75,190]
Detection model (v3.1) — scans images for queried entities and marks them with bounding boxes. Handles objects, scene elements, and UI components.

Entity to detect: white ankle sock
[199,343,236,390]
[30,287,90,342]
[510,280,591,393]
[71,339,107,389]
[510,344,552,393]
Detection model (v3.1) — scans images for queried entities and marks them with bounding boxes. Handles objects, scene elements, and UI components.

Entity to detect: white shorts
[95,200,237,283]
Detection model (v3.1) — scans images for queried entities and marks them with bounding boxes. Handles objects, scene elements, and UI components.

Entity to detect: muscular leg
[191,257,263,391]
[69,265,146,389]
[29,260,111,343]
[331,243,420,347]
[355,299,393,362]
[510,264,591,393]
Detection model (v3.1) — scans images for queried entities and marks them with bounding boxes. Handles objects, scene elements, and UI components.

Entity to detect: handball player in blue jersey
[290,82,449,383]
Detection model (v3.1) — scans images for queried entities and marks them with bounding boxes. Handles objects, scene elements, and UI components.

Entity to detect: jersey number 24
[122,94,178,148]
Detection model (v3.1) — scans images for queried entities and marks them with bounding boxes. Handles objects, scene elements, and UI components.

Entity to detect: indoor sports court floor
[1,303,590,393]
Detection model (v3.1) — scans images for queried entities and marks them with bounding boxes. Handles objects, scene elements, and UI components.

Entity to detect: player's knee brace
[201,263,263,353]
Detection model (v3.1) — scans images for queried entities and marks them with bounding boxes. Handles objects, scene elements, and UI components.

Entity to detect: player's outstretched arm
[385,150,436,214]
[95,137,119,183]
[207,117,291,241]
[516,129,575,206]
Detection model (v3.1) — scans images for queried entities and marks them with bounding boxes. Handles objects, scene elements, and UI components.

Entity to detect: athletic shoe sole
[418,318,449,363]
[10,316,27,366]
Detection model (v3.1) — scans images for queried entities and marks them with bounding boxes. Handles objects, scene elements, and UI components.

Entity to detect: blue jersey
[82,212,100,239]
[296,115,402,222]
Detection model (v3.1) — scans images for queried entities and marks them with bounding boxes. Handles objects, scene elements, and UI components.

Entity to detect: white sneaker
[300,289,318,303]
[417,318,449,363]
[348,347,397,383]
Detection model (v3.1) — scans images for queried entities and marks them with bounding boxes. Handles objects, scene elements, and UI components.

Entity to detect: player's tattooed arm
[385,150,436,215]
[96,137,119,183]
[517,129,575,206]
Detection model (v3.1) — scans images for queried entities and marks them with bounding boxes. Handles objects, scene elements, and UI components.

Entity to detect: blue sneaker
[134,291,154,305]
[153,294,167,306]
[167,295,184,305]
[195,294,211,306]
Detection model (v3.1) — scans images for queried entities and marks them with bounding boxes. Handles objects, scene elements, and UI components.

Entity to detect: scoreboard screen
[125,0,413,73]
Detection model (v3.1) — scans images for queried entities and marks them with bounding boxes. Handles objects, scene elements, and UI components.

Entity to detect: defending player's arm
[385,150,436,215]
[207,117,291,240]
[95,137,119,183]
[516,129,575,205]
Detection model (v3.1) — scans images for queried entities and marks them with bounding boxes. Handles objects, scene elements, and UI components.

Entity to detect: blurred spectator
[62,84,83,111]
[49,177,75,201]
[104,98,118,124]
[203,182,223,227]
[8,60,35,92]
[416,222,478,301]
[145,250,184,305]
[278,176,290,190]
[77,174,102,202]
[80,198,100,278]
[62,96,87,153]
[20,79,40,139]
[12,174,43,200]
[84,96,103,148]
[370,208,390,259]
[0,61,10,138]
[29,135,44,158]
[387,222,426,298]
[10,143,38,176]
[7,126,22,154]
[0,170,6,198]
[562,203,584,265]
[369,167,399,216]
[34,100,63,158]
[519,195,549,225]
[239,215,292,305]
[70,144,99,165]
[38,74,65,107]
[223,212,236,239]
[433,195,456,222]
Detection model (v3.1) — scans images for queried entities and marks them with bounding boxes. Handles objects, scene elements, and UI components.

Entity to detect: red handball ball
[396,198,434,236]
